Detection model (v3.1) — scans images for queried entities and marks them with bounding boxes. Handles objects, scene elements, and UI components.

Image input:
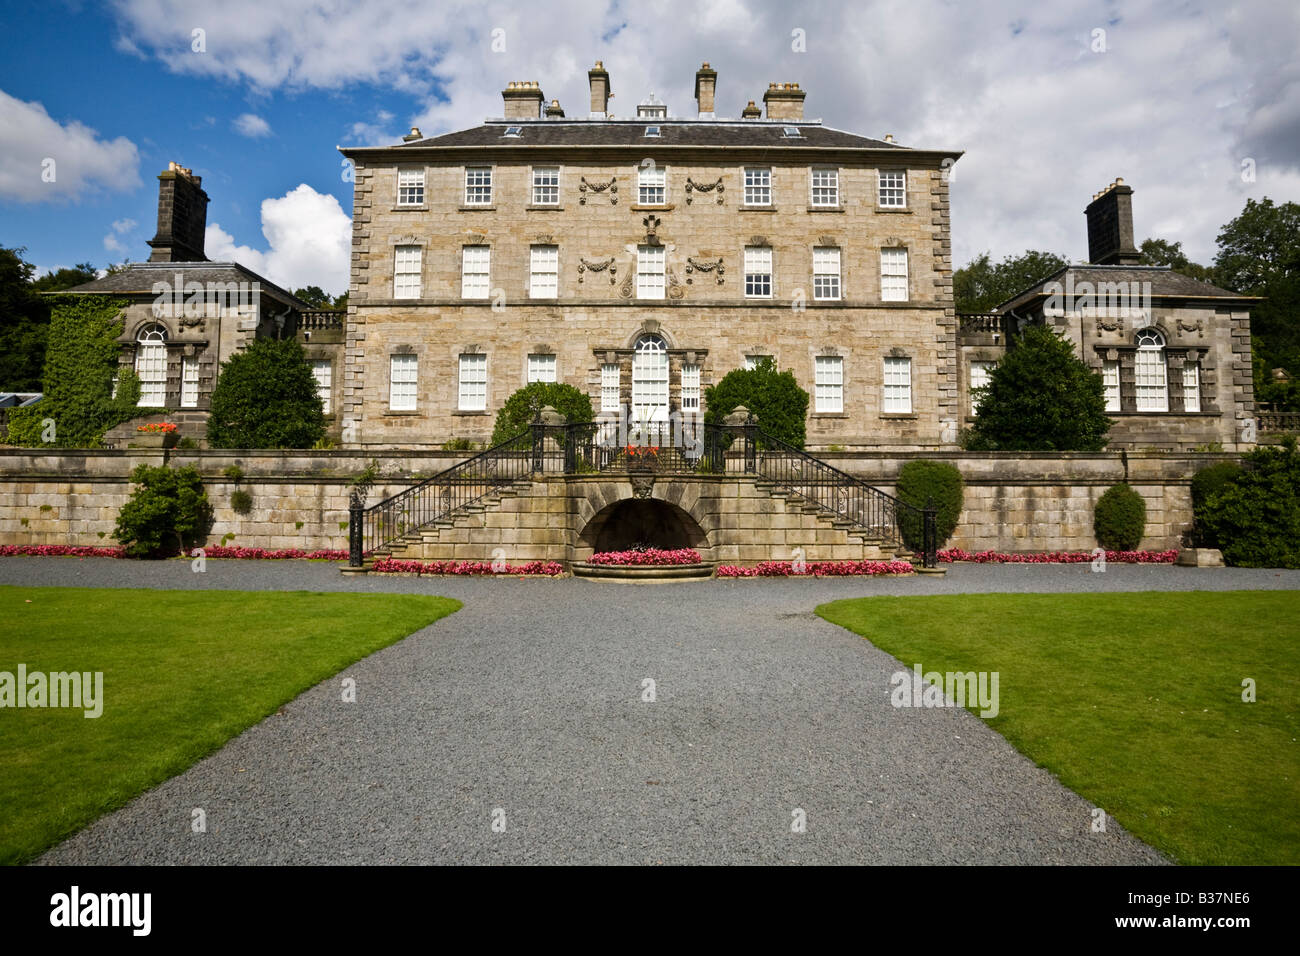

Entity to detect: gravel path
[9,557,1292,865]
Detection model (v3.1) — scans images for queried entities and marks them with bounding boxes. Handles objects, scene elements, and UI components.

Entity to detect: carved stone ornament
[578,257,617,284]
[1096,314,1124,335]
[685,176,724,205]
[642,214,661,241]
[579,176,617,205]
[685,257,725,284]
[630,474,655,499]
[667,266,685,299]
[465,232,487,244]
[619,267,635,299]
[1177,317,1205,338]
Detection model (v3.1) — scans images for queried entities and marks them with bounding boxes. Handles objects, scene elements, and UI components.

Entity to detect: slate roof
[997,264,1257,312]
[60,261,310,309]
[362,120,938,153]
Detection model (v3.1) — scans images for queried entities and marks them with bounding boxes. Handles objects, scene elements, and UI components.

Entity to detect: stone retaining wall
[0,448,1233,554]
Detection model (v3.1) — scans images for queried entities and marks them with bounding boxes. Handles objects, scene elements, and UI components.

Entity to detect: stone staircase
[751,478,911,563]
[370,478,547,565]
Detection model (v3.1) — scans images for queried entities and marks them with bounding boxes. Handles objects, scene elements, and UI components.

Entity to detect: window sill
[880,413,918,419]
[807,205,846,213]
[630,203,675,211]
[874,207,911,214]
[393,205,428,212]
[812,412,848,418]
[739,205,776,212]
[525,204,564,211]
[384,410,421,416]
[451,409,489,416]
[458,204,496,212]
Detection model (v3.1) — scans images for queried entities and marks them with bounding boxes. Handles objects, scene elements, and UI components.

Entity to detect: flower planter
[127,432,179,449]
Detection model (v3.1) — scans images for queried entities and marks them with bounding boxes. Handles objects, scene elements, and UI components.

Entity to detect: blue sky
[2,0,1296,295]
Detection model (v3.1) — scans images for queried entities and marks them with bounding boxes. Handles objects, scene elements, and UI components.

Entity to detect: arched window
[631,334,669,426]
[1134,328,1167,412]
[135,324,168,407]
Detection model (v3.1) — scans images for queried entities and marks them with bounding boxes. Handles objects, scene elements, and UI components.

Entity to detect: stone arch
[576,479,717,557]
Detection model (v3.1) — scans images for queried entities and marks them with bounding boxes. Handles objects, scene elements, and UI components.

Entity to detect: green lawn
[0,586,460,865]
[817,591,1300,865]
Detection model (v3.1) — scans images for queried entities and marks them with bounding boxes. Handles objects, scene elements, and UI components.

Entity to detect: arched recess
[579,495,710,555]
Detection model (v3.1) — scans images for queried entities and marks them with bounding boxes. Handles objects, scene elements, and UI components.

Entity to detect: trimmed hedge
[895,459,964,551]
[491,382,594,446]
[1196,440,1300,568]
[1094,483,1147,551]
[703,358,809,449]
[1189,461,1243,547]
[206,337,325,449]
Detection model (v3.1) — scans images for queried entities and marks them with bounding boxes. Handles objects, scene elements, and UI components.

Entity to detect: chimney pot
[502,80,545,119]
[763,81,806,120]
[741,99,761,119]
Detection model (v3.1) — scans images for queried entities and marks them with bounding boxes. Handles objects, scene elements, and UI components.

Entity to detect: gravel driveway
[11,558,1291,865]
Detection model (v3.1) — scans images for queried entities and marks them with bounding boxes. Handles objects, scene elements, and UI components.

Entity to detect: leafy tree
[964,324,1112,451]
[114,463,214,558]
[895,460,964,551]
[3,296,144,447]
[206,337,325,448]
[332,291,349,311]
[0,246,51,391]
[703,358,809,449]
[1213,198,1300,410]
[1196,439,1300,568]
[491,382,593,445]
[30,262,99,293]
[293,285,333,309]
[953,250,1068,313]
[1137,238,1216,283]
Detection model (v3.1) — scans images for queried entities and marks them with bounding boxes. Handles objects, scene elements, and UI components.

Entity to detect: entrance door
[631,334,669,441]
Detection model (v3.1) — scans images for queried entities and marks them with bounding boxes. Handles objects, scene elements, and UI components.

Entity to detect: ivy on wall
[3,295,151,448]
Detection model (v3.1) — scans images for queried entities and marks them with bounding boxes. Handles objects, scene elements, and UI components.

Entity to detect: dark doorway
[584,498,707,554]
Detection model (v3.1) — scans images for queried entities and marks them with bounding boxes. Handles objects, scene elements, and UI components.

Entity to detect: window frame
[135,324,168,407]
[878,169,906,208]
[1134,328,1169,412]
[743,166,772,207]
[744,246,773,299]
[311,359,332,415]
[680,363,701,413]
[812,246,841,301]
[527,352,557,384]
[1183,360,1201,413]
[461,244,491,300]
[600,362,621,414]
[814,355,843,413]
[180,354,199,409]
[457,353,487,411]
[969,359,995,416]
[531,166,560,205]
[883,356,912,414]
[397,167,425,207]
[528,244,559,298]
[880,248,909,302]
[810,167,840,208]
[388,354,419,412]
[393,244,422,299]
[636,244,666,299]
[1102,359,1121,412]
[637,164,667,205]
[464,165,493,205]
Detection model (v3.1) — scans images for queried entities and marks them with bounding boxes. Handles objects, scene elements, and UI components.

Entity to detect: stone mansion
[66,60,1256,453]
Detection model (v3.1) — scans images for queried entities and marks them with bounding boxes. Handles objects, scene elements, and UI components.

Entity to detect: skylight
[644,125,661,137]
[782,126,802,138]
[504,126,523,137]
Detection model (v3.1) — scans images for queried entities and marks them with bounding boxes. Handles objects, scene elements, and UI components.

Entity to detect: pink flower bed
[587,548,703,566]
[716,560,916,577]
[371,558,565,576]
[200,546,349,560]
[938,548,1178,564]
[0,544,127,558]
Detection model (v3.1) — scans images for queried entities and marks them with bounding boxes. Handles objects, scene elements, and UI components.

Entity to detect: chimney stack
[502,81,544,120]
[545,98,565,119]
[762,82,805,121]
[741,100,761,119]
[147,162,208,263]
[695,62,717,118]
[1085,179,1142,266]
[588,61,611,118]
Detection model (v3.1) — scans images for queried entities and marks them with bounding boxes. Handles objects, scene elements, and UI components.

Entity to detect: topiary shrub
[1197,439,1300,568]
[895,459,965,551]
[965,324,1112,451]
[206,337,325,449]
[1189,461,1243,547]
[1094,483,1147,551]
[491,382,594,446]
[3,296,145,447]
[703,358,810,449]
[113,463,215,558]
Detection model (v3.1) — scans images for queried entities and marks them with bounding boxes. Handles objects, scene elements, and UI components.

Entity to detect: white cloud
[103,217,138,254]
[109,0,1300,266]
[232,112,272,137]
[205,184,350,294]
[0,89,140,202]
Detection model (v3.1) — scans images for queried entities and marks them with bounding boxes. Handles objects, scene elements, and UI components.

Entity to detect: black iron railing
[348,417,937,569]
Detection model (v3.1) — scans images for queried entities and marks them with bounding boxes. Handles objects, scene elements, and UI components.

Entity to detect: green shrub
[442,437,475,451]
[113,464,215,558]
[895,459,965,551]
[491,382,593,446]
[1094,483,1147,551]
[1197,440,1300,568]
[3,296,144,447]
[230,490,253,515]
[176,436,199,449]
[703,358,810,449]
[965,324,1112,451]
[206,338,325,449]
[1189,461,1243,547]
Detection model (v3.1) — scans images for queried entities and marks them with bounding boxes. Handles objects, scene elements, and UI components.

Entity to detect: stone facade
[339,61,963,451]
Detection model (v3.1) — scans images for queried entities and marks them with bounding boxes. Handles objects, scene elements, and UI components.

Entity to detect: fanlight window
[1134,328,1168,412]
[631,334,669,427]
[135,324,168,407]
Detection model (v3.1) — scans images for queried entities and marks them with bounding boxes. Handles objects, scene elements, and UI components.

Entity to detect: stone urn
[128,430,179,449]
